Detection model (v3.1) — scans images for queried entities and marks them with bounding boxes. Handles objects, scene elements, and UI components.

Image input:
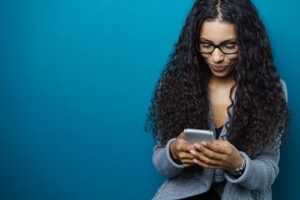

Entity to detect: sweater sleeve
[225,79,288,190]
[152,138,185,178]
[224,151,279,190]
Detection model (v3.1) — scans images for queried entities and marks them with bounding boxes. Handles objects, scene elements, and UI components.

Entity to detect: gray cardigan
[152,81,288,200]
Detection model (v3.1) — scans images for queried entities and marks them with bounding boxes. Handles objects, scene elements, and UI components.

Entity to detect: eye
[224,42,237,49]
[200,42,212,48]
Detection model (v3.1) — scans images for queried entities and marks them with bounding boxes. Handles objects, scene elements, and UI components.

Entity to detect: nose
[211,48,225,63]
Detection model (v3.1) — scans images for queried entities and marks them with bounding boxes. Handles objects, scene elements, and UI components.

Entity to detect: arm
[199,80,287,189]
[225,79,288,189]
[152,138,185,178]
[224,150,279,190]
[152,132,197,177]
[190,137,280,190]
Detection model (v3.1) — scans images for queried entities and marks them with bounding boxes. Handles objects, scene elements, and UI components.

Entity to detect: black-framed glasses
[196,40,239,54]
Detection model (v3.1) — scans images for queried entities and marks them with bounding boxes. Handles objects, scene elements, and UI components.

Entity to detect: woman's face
[198,20,239,78]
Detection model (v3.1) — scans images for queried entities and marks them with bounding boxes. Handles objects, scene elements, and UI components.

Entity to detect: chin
[211,70,234,78]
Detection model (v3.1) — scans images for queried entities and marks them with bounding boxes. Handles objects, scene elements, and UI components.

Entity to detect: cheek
[226,55,238,65]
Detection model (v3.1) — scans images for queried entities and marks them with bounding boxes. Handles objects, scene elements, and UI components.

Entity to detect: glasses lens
[220,43,238,54]
[198,42,214,53]
[197,42,238,54]
[197,42,214,53]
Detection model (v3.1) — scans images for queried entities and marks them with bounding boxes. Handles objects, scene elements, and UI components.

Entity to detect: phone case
[184,128,215,143]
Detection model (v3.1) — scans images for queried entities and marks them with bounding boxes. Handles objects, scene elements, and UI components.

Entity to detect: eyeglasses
[196,40,239,54]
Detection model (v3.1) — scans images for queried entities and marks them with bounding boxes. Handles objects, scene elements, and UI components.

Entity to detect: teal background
[0,0,299,199]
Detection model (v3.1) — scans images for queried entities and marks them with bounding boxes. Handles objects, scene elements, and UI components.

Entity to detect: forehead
[199,20,236,42]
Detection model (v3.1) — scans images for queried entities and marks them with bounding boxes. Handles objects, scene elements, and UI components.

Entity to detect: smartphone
[184,128,215,143]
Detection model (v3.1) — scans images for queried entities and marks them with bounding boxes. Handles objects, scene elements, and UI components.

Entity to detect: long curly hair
[145,0,289,157]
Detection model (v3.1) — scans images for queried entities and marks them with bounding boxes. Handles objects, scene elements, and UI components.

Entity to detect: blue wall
[0,0,299,199]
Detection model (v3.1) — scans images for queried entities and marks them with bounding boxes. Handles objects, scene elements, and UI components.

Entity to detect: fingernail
[194,143,201,149]
[190,150,196,155]
[201,141,207,147]
[193,159,199,164]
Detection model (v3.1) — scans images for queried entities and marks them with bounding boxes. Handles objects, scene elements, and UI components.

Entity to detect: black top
[215,125,223,139]
[182,188,220,200]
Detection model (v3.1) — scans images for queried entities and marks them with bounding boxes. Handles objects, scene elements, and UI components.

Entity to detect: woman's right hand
[169,132,196,167]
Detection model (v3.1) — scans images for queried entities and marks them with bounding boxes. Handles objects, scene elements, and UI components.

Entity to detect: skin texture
[202,20,238,128]
[200,20,238,79]
[170,20,243,172]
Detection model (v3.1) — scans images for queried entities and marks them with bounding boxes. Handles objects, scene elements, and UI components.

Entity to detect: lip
[210,65,226,73]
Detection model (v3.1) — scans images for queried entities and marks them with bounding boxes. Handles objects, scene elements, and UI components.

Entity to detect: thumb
[177,132,186,140]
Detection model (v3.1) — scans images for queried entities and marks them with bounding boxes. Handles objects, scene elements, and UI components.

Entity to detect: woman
[146,0,289,199]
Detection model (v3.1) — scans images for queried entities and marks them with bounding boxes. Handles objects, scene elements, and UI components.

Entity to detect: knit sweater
[152,80,287,200]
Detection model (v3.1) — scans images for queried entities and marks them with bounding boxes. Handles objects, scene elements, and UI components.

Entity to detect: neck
[209,73,235,87]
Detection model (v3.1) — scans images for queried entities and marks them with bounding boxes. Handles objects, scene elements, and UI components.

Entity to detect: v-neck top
[215,125,223,139]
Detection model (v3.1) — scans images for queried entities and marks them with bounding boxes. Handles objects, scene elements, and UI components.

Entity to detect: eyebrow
[199,37,237,44]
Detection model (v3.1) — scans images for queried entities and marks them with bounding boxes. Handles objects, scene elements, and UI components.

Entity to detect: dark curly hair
[146,0,289,157]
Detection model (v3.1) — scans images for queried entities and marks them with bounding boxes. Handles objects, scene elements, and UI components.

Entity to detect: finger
[191,151,223,166]
[181,159,195,166]
[201,146,226,161]
[178,151,195,160]
[202,141,229,154]
[193,159,221,169]
[213,140,230,145]
[186,143,197,151]
[192,144,225,160]
[177,132,186,140]
[178,141,196,153]
[175,140,188,152]
[190,149,222,165]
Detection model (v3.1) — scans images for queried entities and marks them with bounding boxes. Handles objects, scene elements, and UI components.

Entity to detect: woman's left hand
[190,140,244,172]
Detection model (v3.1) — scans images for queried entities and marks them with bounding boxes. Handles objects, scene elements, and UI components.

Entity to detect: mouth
[210,65,226,73]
